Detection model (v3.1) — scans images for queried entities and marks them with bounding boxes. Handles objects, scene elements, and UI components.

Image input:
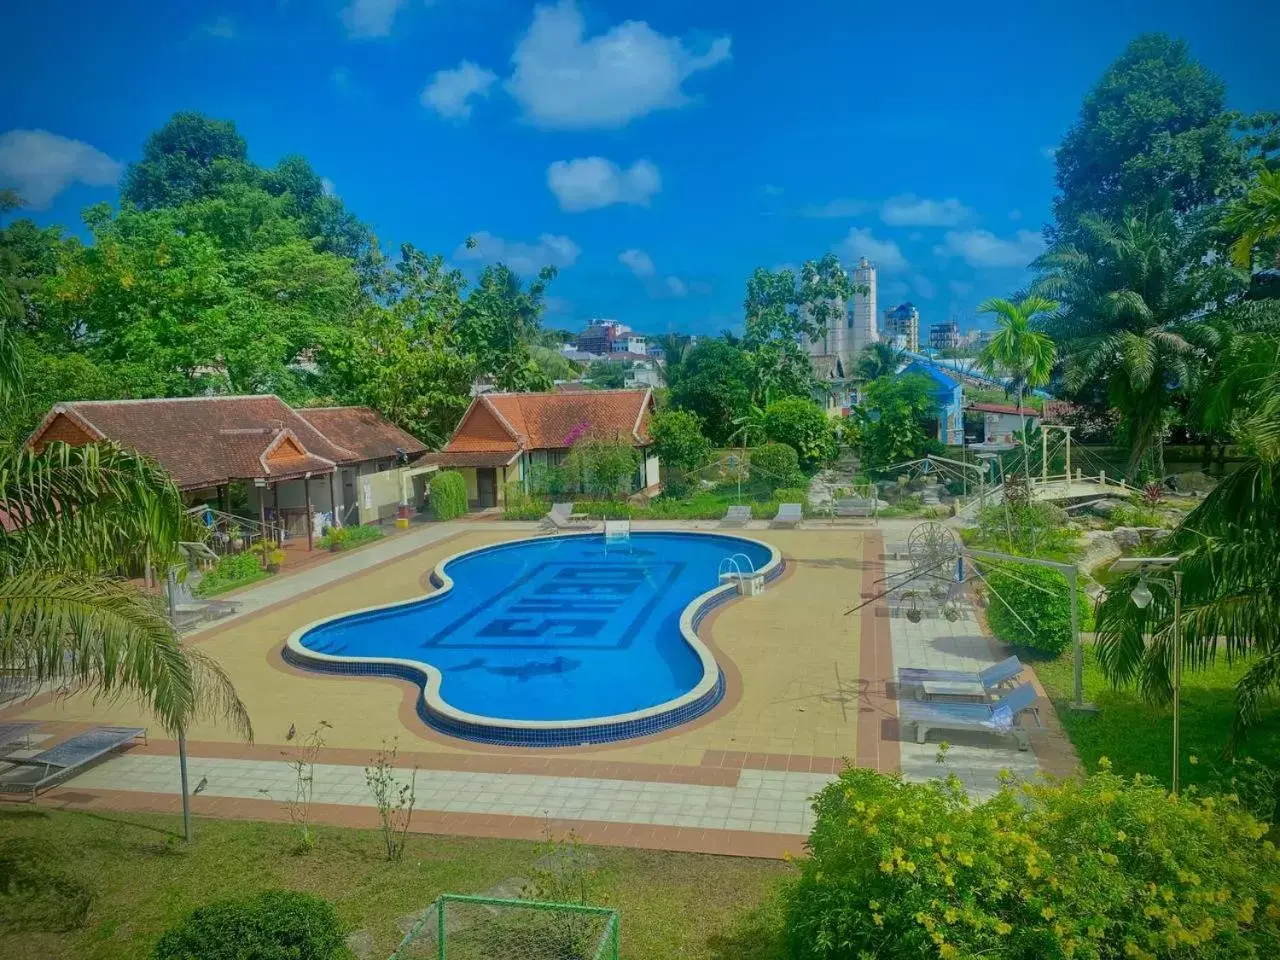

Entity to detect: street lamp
[1109,556,1183,794]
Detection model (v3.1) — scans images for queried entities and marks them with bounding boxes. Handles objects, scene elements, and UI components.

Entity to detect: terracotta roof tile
[461,389,652,451]
[296,406,426,462]
[966,401,1041,416]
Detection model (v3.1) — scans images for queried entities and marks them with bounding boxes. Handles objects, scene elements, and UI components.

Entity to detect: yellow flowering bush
[784,764,1280,959]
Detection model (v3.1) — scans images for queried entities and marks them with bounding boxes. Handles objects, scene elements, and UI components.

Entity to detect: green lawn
[0,809,790,960]
[1036,645,1280,795]
[193,568,271,597]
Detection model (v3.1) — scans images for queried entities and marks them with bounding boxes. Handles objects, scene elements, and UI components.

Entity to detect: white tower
[850,257,878,356]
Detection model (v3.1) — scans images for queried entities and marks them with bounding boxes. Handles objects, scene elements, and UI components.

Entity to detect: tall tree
[1051,34,1249,242]
[976,295,1058,439]
[1225,167,1280,271]
[668,339,754,446]
[854,342,905,382]
[121,113,253,211]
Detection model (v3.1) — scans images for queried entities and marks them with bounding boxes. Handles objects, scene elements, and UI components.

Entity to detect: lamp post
[1109,556,1182,794]
[166,566,193,841]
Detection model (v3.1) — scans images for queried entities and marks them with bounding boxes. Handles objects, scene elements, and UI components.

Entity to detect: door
[476,468,497,508]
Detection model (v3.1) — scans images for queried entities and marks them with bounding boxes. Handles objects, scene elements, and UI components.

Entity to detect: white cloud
[0,129,122,209]
[422,61,498,119]
[934,229,1046,268]
[800,197,867,218]
[618,248,656,278]
[548,157,660,212]
[506,0,731,129]
[880,193,972,227]
[342,0,410,38]
[665,276,688,297]
[320,177,337,197]
[454,230,580,276]
[838,227,908,272]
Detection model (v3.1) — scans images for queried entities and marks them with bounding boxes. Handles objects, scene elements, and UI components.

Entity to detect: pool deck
[0,519,1076,859]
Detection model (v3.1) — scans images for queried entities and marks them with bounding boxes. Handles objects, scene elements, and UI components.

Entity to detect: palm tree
[853,342,904,382]
[0,324,251,742]
[1095,332,1280,742]
[655,332,692,387]
[976,295,1058,439]
[1033,210,1208,479]
[1225,167,1280,271]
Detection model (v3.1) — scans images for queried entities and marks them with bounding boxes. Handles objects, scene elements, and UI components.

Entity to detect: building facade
[577,320,632,355]
[850,256,878,356]
[883,302,920,352]
[929,319,961,352]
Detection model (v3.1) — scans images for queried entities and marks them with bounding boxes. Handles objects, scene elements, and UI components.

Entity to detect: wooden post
[304,475,314,552]
[219,483,230,515]
[1041,427,1048,487]
[257,483,268,569]
[271,483,281,546]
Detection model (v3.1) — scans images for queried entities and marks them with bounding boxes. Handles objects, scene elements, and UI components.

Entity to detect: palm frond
[0,570,253,740]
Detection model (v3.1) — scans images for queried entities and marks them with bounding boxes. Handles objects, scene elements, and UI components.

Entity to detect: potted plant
[326,527,350,553]
[253,538,285,573]
[228,524,244,552]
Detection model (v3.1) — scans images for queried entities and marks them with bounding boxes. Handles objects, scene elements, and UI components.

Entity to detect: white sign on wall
[361,477,373,509]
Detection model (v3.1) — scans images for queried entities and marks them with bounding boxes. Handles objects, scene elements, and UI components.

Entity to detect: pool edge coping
[282,530,783,742]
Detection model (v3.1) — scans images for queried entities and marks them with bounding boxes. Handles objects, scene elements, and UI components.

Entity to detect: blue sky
[2,0,1277,336]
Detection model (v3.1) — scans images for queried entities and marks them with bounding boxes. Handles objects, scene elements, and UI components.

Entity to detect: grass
[194,568,271,597]
[318,524,386,552]
[0,809,790,960]
[1037,645,1280,795]
[503,487,814,521]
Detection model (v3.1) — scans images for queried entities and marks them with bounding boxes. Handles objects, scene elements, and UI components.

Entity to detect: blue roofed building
[899,359,965,445]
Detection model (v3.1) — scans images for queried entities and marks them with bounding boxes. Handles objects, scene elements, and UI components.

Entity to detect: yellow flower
[872,913,883,927]
[944,908,958,923]
[869,900,881,911]
[1042,906,1056,920]
[995,921,1013,935]
[939,944,958,960]
[782,850,793,861]
[1188,754,1199,765]
[1116,830,1127,842]
[956,851,974,867]
[880,860,894,874]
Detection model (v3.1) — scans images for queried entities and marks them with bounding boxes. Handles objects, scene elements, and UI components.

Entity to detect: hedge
[151,890,347,960]
[748,443,803,492]
[786,764,1280,960]
[429,470,468,521]
[194,552,265,597]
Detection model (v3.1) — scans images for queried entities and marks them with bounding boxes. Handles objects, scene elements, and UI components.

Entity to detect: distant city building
[609,335,648,356]
[964,329,993,351]
[929,319,961,352]
[577,319,634,355]
[850,257,878,356]
[883,302,920,352]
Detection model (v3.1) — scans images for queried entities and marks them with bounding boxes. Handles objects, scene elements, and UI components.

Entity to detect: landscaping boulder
[1089,498,1125,518]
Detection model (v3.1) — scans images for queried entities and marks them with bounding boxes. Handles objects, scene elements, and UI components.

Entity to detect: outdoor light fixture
[1129,578,1154,609]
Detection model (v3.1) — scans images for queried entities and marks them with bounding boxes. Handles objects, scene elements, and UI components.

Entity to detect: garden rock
[1089,498,1125,518]
[1113,527,1142,550]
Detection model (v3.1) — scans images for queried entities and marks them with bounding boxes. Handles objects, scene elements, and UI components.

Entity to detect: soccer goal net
[392,894,620,960]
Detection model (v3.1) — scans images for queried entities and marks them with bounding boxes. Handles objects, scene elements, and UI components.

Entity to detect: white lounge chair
[898,683,1042,750]
[0,726,147,798]
[772,503,803,529]
[897,656,1024,700]
[720,505,752,528]
[540,503,596,532]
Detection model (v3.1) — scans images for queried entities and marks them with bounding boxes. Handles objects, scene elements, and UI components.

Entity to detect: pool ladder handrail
[717,553,757,581]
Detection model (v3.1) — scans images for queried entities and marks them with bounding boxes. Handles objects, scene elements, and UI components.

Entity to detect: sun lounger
[772,503,803,529]
[720,505,752,528]
[0,721,37,752]
[835,496,878,522]
[0,726,146,798]
[898,683,1042,750]
[540,503,596,532]
[898,656,1024,699]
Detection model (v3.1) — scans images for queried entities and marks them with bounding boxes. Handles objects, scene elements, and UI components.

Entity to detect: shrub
[973,502,1079,558]
[773,487,810,510]
[151,890,347,960]
[194,551,262,597]
[785,764,1280,960]
[763,397,838,470]
[748,443,802,492]
[564,432,640,498]
[318,524,383,551]
[430,470,468,520]
[983,560,1090,655]
[649,409,712,498]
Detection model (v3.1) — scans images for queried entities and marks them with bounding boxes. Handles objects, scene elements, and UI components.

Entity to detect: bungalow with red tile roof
[27,396,429,545]
[428,388,658,508]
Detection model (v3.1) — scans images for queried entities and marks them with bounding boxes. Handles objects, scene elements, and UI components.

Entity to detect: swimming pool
[284,531,782,746]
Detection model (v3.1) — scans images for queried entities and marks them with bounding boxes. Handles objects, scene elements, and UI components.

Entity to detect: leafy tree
[976,295,1058,439]
[586,360,627,389]
[855,374,938,473]
[1051,34,1250,242]
[457,263,555,392]
[529,345,578,382]
[121,112,253,211]
[854,342,905,381]
[668,339,754,445]
[1225,167,1280,271]
[564,432,639,498]
[648,409,711,497]
[763,396,837,471]
[655,332,692,386]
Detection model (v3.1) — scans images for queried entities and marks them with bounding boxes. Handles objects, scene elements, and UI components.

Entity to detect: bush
[773,487,810,510]
[649,409,712,498]
[317,524,383,551]
[430,470,468,520]
[763,397,837,470]
[151,890,348,960]
[194,551,263,597]
[983,560,1090,655]
[785,764,1280,960]
[748,443,802,492]
[564,432,640,498]
[973,502,1080,559]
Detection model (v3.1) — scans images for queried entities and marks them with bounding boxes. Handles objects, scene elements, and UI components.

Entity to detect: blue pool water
[294,532,774,729]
